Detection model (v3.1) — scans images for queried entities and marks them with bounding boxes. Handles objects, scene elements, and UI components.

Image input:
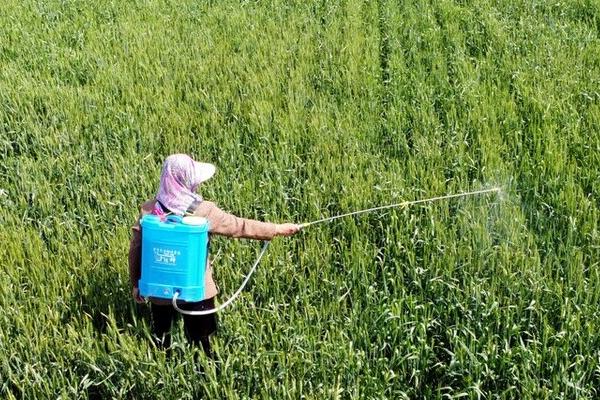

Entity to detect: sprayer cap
[182,216,208,226]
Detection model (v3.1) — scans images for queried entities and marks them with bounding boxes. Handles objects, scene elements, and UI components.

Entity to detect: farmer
[128,153,300,358]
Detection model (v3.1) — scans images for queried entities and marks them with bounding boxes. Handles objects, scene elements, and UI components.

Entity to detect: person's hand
[132,286,145,304]
[276,223,301,237]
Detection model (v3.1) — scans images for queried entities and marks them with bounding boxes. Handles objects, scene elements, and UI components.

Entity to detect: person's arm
[128,201,155,303]
[128,223,141,287]
[128,221,145,303]
[199,201,299,239]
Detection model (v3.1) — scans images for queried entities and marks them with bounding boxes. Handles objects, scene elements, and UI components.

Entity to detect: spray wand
[298,187,501,229]
[173,187,501,315]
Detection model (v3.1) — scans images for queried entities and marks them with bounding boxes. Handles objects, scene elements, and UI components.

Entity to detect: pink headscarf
[154,154,216,216]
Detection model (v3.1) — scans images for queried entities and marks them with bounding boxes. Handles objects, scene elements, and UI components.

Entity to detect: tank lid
[182,216,208,226]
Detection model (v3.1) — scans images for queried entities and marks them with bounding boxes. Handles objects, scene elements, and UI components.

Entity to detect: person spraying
[128,154,300,358]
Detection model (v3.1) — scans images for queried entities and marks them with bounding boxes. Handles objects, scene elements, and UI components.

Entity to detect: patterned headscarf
[155,154,216,216]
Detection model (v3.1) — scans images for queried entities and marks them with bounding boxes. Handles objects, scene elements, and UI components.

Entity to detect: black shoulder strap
[156,200,171,214]
[185,199,202,215]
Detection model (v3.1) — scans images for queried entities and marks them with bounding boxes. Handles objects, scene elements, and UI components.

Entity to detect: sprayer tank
[139,215,209,302]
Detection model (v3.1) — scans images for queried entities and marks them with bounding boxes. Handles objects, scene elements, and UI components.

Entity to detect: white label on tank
[153,248,181,265]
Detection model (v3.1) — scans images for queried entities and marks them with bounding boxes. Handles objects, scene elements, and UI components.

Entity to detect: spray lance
[167,187,501,315]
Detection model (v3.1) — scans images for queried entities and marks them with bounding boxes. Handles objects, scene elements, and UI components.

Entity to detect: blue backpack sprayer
[138,187,501,316]
[139,214,210,301]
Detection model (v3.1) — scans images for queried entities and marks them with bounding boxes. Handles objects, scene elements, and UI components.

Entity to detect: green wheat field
[1,0,599,398]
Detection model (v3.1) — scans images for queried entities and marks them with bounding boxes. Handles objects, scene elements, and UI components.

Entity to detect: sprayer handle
[166,215,183,223]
